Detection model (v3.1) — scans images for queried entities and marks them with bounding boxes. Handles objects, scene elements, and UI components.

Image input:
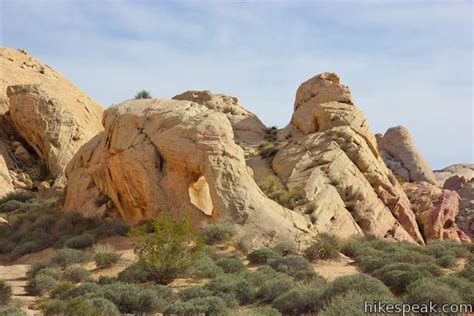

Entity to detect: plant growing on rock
[134,90,152,99]
[129,212,203,284]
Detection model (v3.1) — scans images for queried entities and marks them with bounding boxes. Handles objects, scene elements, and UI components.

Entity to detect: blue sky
[1,0,472,169]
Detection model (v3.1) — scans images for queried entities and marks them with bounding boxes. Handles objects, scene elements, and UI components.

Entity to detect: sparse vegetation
[134,90,152,99]
[0,280,12,305]
[199,222,236,245]
[129,212,203,284]
[93,244,121,269]
[258,176,304,209]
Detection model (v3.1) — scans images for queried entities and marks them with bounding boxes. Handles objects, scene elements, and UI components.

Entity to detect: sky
[1,0,472,169]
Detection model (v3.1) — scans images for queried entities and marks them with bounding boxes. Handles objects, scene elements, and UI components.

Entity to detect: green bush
[319,274,394,304]
[63,234,95,249]
[50,281,75,299]
[259,141,278,159]
[0,280,12,305]
[293,270,327,286]
[0,303,28,316]
[247,266,285,287]
[304,233,341,261]
[437,254,457,268]
[40,299,68,316]
[58,282,101,300]
[457,261,474,281]
[165,296,230,315]
[439,275,474,302]
[26,267,62,294]
[93,244,121,269]
[257,176,303,209]
[199,222,236,245]
[66,297,120,316]
[50,248,91,267]
[129,212,203,284]
[62,267,91,283]
[373,262,435,293]
[259,276,296,303]
[98,282,171,314]
[179,286,213,301]
[187,255,224,279]
[273,239,297,256]
[268,255,313,277]
[243,306,282,316]
[205,274,258,305]
[117,260,152,283]
[247,248,281,264]
[0,190,34,204]
[216,258,246,274]
[404,278,463,305]
[272,286,323,315]
[135,90,152,99]
[26,259,53,279]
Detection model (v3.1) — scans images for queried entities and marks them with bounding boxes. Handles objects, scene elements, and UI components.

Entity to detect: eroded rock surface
[273,73,424,243]
[1,48,103,184]
[65,99,317,250]
[376,126,437,184]
[403,182,471,243]
[434,164,474,186]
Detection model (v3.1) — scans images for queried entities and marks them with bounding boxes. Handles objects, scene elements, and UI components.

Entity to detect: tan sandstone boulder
[434,164,474,186]
[376,126,437,184]
[65,98,317,250]
[1,47,103,184]
[0,139,14,198]
[403,182,471,243]
[273,73,424,243]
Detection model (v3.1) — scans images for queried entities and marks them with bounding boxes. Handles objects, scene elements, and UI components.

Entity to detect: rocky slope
[1,47,103,187]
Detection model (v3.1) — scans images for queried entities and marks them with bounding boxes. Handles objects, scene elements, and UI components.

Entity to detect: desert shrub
[26,259,54,279]
[319,274,394,304]
[166,296,230,315]
[404,278,463,305]
[65,297,120,316]
[439,275,474,302]
[0,191,34,204]
[179,286,213,301]
[273,238,297,256]
[457,261,474,281]
[243,306,281,316]
[0,303,27,316]
[426,240,469,259]
[304,233,341,261]
[50,281,75,299]
[50,248,91,267]
[268,255,313,277]
[259,276,296,303]
[97,276,118,285]
[130,213,203,284]
[135,90,152,99]
[247,266,285,287]
[187,255,224,279]
[216,258,246,274]
[91,220,129,237]
[93,244,121,269]
[58,282,101,300]
[437,254,457,268]
[40,299,68,316]
[0,204,127,257]
[0,280,12,305]
[293,270,327,286]
[373,262,435,293]
[98,282,171,314]
[340,235,370,257]
[257,176,303,209]
[272,286,323,315]
[248,248,281,264]
[259,141,278,159]
[199,222,236,245]
[63,234,95,249]
[117,260,152,283]
[62,267,91,283]
[205,274,258,305]
[319,290,399,316]
[27,267,61,295]
[392,249,437,265]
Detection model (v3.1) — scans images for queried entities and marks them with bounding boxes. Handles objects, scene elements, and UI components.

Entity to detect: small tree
[130,212,202,284]
[134,90,152,99]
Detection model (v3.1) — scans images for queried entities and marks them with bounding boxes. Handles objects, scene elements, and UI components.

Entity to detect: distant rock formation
[64,99,317,250]
[376,126,437,184]
[403,182,470,243]
[434,164,474,186]
[1,47,103,186]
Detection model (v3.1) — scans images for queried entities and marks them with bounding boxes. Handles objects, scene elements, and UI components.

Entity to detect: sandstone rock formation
[456,179,474,238]
[434,164,474,186]
[272,73,424,243]
[376,126,437,184]
[403,182,471,243]
[0,47,103,184]
[65,98,317,250]
[0,139,14,198]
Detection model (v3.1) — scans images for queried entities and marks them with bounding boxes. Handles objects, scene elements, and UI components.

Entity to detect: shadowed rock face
[274,73,424,244]
[65,99,317,251]
[377,126,437,185]
[1,48,103,186]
